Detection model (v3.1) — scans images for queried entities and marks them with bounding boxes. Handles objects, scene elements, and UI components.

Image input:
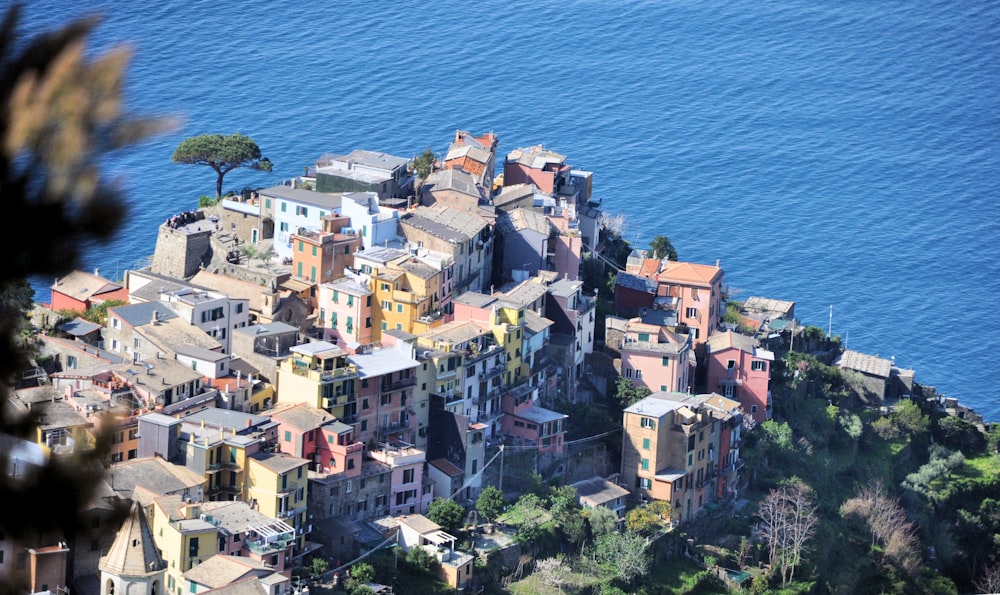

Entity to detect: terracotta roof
[656,261,723,287]
[429,458,464,477]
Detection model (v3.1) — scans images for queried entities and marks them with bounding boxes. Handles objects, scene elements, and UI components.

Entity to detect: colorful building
[705,330,773,423]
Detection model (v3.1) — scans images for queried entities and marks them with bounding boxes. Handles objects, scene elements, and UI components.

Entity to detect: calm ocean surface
[20,0,1000,421]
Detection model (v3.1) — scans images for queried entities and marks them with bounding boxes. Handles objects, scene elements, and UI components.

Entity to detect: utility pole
[498,445,504,496]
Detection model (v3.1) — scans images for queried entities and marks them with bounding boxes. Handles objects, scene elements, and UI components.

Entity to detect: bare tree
[976,562,1000,595]
[841,479,920,573]
[758,478,819,586]
[535,557,570,593]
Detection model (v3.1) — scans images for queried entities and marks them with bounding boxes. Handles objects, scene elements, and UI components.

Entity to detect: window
[346,480,353,493]
[639,477,652,489]
[396,303,403,313]
[402,468,415,483]
[281,202,287,212]
[686,307,698,319]
[724,384,734,398]
[298,241,304,252]
[751,360,767,372]
[333,290,339,303]
[751,404,758,414]
[284,431,292,442]
[382,300,391,309]
[638,333,649,342]
[640,417,656,429]
[642,437,650,450]
[641,458,649,471]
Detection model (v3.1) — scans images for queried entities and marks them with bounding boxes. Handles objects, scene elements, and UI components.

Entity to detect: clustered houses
[11,130,771,595]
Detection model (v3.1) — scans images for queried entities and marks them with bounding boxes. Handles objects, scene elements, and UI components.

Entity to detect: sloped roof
[267,402,336,431]
[496,207,553,236]
[614,272,657,294]
[99,501,165,576]
[505,145,566,169]
[52,270,122,301]
[189,270,268,313]
[182,555,272,589]
[410,206,489,238]
[705,330,770,358]
[256,186,345,209]
[571,476,630,506]
[107,456,206,501]
[422,168,481,199]
[835,349,892,378]
[657,261,723,287]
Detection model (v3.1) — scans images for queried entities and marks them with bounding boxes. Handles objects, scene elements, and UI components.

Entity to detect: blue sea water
[19,0,1000,421]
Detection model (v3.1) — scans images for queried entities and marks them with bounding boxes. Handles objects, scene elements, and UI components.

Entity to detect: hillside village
[6,131,985,595]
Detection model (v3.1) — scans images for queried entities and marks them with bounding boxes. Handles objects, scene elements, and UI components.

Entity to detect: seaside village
[7,132,928,595]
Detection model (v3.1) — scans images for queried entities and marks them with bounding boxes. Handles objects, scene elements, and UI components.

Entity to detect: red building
[50,269,128,313]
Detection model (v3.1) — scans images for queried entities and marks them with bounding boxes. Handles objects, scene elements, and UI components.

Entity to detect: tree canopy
[171,132,272,198]
[648,233,678,261]
[426,497,465,534]
[411,147,435,179]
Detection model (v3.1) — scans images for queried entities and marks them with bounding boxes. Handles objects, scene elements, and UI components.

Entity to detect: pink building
[368,445,432,516]
[349,343,420,446]
[619,320,693,394]
[704,331,773,423]
[500,386,567,454]
[654,261,724,346]
[266,402,363,476]
[318,276,373,347]
[502,145,572,195]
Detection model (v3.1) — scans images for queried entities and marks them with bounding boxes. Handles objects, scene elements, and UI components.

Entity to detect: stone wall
[150,223,213,279]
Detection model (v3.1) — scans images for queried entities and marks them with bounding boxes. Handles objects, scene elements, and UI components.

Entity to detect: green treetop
[171,132,272,198]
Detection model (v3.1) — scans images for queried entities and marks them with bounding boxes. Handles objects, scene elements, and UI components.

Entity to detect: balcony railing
[381,375,417,393]
[247,536,293,554]
[377,419,410,436]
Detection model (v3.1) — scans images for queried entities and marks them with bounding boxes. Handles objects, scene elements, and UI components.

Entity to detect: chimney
[94,267,100,277]
[152,310,159,325]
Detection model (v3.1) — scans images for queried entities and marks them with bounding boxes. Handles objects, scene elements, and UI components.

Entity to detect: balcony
[381,375,417,393]
[484,365,504,380]
[377,418,410,436]
[247,536,293,554]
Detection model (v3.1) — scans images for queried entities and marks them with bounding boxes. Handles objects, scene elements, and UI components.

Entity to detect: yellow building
[372,258,443,337]
[492,302,525,387]
[247,452,311,555]
[275,341,358,419]
[149,496,219,595]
